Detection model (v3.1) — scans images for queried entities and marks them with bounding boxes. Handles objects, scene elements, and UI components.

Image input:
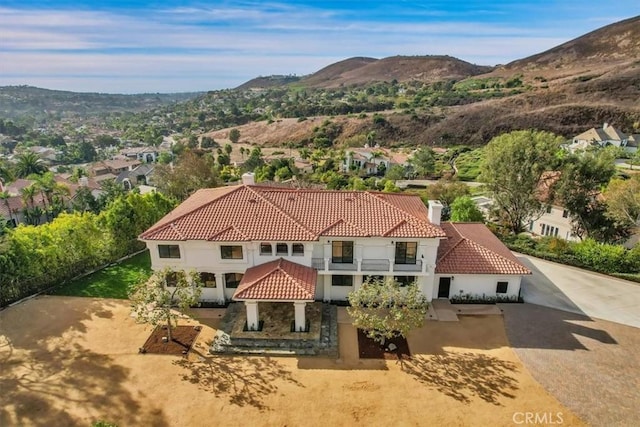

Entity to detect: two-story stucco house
[139,174,529,329]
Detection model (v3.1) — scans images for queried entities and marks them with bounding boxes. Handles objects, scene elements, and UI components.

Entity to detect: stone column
[294,302,306,332]
[245,301,260,331]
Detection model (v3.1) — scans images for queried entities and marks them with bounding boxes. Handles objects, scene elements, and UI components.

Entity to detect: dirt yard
[0,296,583,427]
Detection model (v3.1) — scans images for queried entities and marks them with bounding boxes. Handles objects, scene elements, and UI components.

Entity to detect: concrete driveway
[516,254,640,328]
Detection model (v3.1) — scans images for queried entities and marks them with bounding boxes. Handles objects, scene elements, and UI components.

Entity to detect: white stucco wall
[530,206,577,241]
[145,236,440,303]
[434,274,522,300]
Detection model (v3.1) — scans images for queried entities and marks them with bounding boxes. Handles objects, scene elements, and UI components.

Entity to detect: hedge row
[0,192,176,307]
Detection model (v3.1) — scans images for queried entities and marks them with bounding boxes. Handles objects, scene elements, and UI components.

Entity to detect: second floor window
[260,243,272,256]
[221,245,243,260]
[276,243,288,255]
[158,244,180,259]
[395,242,417,264]
[292,243,304,256]
[332,241,353,263]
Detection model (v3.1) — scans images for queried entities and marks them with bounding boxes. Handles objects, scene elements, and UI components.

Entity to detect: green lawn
[50,251,152,299]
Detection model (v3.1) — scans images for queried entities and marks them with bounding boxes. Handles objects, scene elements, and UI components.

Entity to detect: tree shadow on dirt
[401,351,519,405]
[0,297,168,427]
[173,351,304,411]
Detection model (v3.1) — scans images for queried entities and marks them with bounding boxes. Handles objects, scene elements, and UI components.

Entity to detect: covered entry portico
[232,258,317,332]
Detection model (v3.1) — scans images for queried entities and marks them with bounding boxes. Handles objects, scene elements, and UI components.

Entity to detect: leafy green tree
[555,150,623,242]
[450,196,485,222]
[93,134,119,148]
[425,180,470,206]
[347,277,428,344]
[157,152,173,164]
[229,128,241,144]
[72,186,100,213]
[409,147,436,178]
[604,177,640,230]
[15,152,48,177]
[385,164,406,181]
[129,268,202,342]
[479,130,562,233]
[154,151,220,201]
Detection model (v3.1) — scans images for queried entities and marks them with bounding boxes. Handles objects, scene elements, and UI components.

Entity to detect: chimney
[428,200,443,225]
[241,172,255,186]
[79,177,89,187]
[603,122,609,130]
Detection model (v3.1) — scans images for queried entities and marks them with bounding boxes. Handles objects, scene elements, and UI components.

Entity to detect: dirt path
[1,296,583,426]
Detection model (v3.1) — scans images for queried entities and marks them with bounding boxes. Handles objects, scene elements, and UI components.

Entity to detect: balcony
[361,259,390,271]
[394,260,423,272]
[312,258,423,273]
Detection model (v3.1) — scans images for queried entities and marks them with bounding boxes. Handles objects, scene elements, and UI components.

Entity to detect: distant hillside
[300,57,378,87]
[0,85,202,119]
[235,75,302,90]
[501,15,640,72]
[302,55,492,88]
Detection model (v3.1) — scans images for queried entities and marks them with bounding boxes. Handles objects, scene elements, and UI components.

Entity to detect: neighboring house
[342,146,408,175]
[89,159,142,184]
[0,175,101,226]
[567,123,638,154]
[116,164,156,190]
[120,146,159,163]
[139,173,530,329]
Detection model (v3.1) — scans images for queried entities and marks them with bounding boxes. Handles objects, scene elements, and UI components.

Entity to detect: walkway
[516,254,640,328]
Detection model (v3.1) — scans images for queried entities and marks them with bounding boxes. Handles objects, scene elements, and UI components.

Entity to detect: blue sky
[1,1,638,93]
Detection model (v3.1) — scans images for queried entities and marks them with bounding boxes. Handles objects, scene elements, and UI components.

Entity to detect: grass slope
[51,251,151,299]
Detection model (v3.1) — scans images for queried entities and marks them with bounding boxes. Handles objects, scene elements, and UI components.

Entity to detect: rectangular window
[225,273,244,288]
[395,242,417,264]
[221,245,243,260]
[332,241,354,263]
[292,243,304,256]
[259,243,272,256]
[496,281,508,294]
[200,272,216,288]
[395,276,416,287]
[276,243,288,256]
[546,206,552,213]
[541,224,546,235]
[332,275,353,287]
[554,227,559,237]
[562,210,569,218]
[158,244,180,259]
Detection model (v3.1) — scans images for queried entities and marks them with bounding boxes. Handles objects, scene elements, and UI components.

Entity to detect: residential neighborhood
[1,5,640,426]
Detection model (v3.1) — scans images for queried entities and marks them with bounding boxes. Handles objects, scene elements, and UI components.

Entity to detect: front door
[438,277,451,298]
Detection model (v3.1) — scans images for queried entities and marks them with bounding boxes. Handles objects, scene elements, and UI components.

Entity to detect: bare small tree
[347,277,428,344]
[129,267,203,341]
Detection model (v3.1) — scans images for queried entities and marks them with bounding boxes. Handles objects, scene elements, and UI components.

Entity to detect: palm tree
[21,185,37,209]
[0,190,14,225]
[15,152,48,178]
[0,160,14,183]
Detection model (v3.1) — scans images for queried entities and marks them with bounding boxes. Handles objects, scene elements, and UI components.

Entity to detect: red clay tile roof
[436,223,531,275]
[140,185,445,241]
[233,258,316,301]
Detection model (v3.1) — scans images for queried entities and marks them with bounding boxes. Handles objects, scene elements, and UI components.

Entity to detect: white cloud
[0,3,636,93]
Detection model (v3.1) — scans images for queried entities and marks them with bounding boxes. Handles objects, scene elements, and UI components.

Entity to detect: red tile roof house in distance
[139,173,530,329]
